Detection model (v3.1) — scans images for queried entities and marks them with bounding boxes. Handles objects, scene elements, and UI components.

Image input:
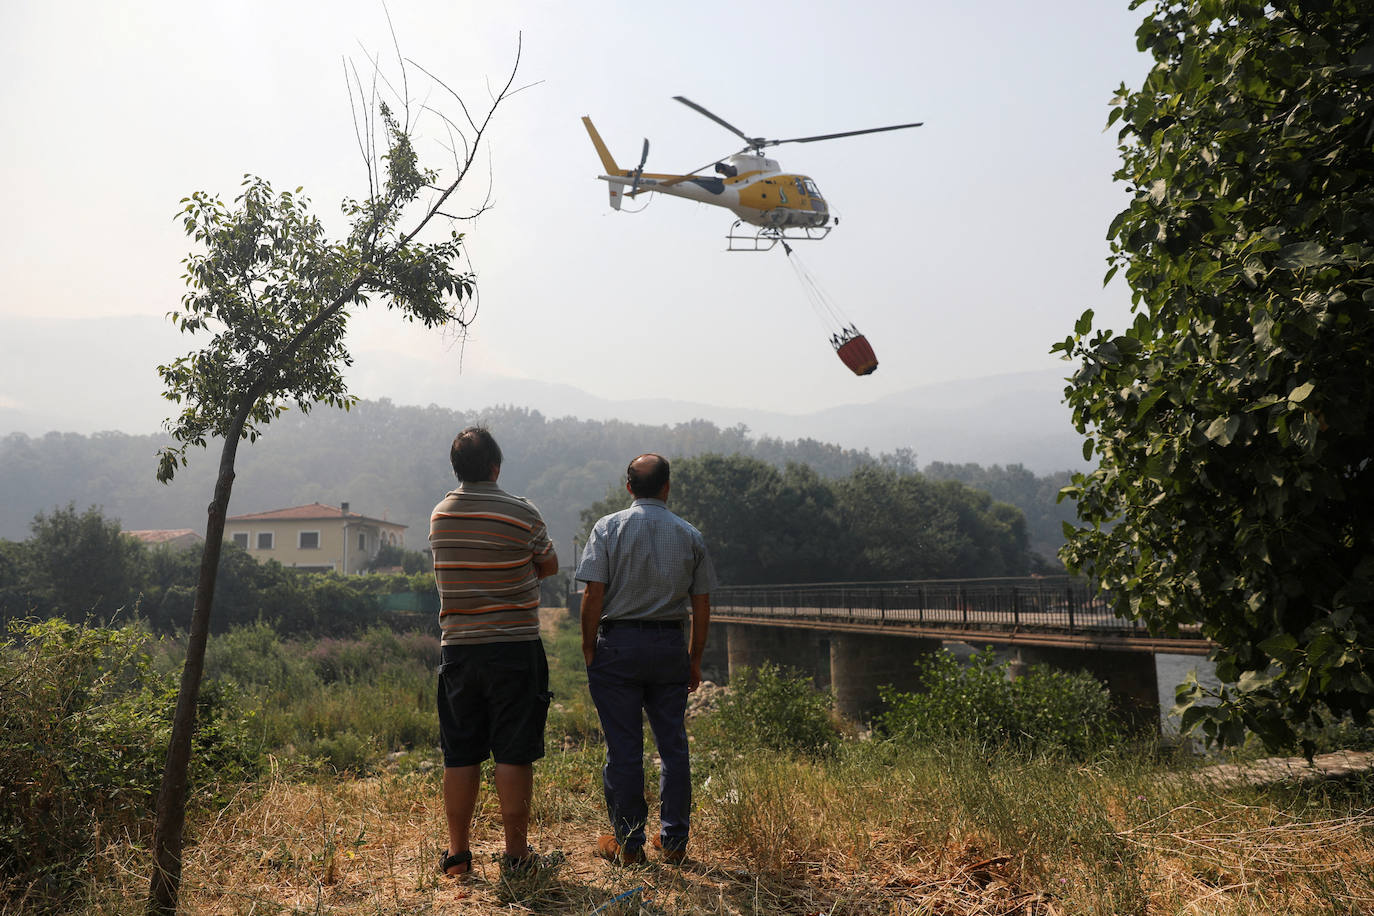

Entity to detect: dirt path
[1194,749,1374,787]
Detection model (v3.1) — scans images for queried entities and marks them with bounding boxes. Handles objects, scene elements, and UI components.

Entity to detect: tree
[832,467,1029,580]
[145,45,526,914]
[23,504,144,622]
[1055,2,1374,752]
[672,456,844,584]
[578,455,1030,584]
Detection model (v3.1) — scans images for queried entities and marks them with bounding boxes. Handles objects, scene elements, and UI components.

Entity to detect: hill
[1,314,1086,471]
[0,400,1077,562]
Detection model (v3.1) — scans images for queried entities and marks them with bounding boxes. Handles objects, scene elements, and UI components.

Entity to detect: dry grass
[10,612,1370,914]
[41,747,1372,916]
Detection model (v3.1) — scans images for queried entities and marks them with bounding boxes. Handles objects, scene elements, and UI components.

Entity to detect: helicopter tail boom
[581,116,625,176]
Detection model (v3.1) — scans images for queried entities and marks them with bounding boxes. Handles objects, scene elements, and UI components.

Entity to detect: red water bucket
[835,334,878,376]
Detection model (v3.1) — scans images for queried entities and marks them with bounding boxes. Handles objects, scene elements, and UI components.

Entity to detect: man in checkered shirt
[576,453,716,866]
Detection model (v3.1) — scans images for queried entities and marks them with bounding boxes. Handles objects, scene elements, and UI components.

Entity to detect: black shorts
[437,639,551,767]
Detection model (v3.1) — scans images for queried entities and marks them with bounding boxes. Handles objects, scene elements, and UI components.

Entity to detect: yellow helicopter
[583,96,922,251]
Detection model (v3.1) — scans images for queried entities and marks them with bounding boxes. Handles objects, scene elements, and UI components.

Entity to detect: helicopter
[582,96,923,251]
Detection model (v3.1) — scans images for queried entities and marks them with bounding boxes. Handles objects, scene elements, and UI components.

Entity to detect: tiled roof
[227,503,405,528]
[125,529,203,544]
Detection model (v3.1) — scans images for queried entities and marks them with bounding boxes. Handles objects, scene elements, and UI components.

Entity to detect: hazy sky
[1,0,1151,417]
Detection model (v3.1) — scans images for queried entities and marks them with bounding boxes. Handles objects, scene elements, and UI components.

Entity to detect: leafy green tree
[672,455,844,584]
[1056,2,1374,752]
[21,504,145,621]
[833,466,1029,580]
[924,461,1075,567]
[578,455,1029,584]
[0,539,30,619]
[144,48,525,913]
[363,541,431,574]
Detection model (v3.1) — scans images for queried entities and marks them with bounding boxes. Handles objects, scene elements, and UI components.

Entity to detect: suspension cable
[780,240,852,336]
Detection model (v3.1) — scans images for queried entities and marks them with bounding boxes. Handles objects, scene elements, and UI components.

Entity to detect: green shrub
[876,648,1123,757]
[0,618,264,902]
[202,620,316,695]
[710,663,840,757]
[0,619,167,896]
[303,729,379,774]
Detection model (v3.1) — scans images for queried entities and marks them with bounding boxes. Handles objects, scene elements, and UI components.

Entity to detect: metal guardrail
[713,576,1206,641]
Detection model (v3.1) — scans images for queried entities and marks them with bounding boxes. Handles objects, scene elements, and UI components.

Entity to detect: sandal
[439,848,473,877]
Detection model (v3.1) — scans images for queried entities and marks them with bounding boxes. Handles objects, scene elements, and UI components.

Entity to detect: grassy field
[8,611,1374,915]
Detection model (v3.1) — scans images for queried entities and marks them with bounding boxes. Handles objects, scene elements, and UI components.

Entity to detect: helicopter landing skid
[725,221,832,252]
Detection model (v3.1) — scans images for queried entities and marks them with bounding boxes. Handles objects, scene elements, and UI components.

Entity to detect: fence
[713,576,1201,640]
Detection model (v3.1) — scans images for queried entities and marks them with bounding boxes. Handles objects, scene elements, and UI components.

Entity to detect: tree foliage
[155,106,473,483]
[579,454,1031,583]
[1056,1,1374,751]
[21,504,143,620]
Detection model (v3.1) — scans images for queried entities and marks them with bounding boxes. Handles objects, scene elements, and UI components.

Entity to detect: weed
[706,662,841,757]
[877,647,1123,757]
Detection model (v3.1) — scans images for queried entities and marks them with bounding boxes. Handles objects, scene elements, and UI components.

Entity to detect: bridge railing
[713,576,1191,638]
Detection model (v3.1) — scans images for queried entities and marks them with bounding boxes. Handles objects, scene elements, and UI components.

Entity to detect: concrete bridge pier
[830,633,940,724]
[699,621,730,685]
[1012,646,1160,730]
[726,624,827,686]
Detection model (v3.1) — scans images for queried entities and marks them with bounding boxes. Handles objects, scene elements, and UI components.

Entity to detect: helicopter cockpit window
[804,179,823,200]
[795,178,808,198]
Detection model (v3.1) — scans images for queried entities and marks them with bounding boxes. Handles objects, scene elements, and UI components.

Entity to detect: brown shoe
[596,834,646,866]
[651,835,687,865]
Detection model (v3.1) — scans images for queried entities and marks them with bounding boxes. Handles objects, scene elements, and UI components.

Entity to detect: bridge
[701,576,1213,727]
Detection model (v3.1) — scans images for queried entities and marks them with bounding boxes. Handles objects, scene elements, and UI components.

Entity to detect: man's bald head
[626,453,670,499]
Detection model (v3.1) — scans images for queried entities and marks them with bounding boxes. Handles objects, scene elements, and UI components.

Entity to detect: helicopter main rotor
[672,95,923,157]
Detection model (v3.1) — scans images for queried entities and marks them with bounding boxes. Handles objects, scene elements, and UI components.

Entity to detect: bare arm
[533,548,559,579]
[687,592,711,692]
[580,580,605,666]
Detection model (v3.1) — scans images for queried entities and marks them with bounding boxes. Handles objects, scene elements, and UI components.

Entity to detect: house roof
[226,503,406,529]
[125,529,203,545]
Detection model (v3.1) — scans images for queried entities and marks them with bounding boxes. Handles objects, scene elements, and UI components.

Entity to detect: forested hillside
[0,398,1072,567]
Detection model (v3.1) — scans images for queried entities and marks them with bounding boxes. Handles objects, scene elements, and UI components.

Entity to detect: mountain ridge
[2,314,1084,473]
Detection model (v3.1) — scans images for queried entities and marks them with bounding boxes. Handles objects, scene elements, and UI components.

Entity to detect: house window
[231,532,249,550]
[256,532,274,550]
[358,532,367,551]
[299,531,321,550]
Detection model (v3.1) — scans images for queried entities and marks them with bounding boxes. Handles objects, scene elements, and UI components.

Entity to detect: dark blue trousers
[586,625,691,852]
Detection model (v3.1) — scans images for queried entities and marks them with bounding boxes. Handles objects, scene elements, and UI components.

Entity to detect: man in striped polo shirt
[431,427,559,878]
[577,453,716,866]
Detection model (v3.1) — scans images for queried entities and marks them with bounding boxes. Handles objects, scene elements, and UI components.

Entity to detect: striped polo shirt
[430,481,553,646]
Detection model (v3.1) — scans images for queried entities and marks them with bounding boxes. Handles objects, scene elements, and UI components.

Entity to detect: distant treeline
[581,454,1046,584]
[0,398,1075,566]
[0,504,437,635]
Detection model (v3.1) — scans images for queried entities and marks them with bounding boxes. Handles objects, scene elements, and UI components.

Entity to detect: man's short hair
[450,426,503,482]
[627,454,670,498]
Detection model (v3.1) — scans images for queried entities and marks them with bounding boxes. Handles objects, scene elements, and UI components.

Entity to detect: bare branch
[398,35,524,247]
[383,2,411,134]
[434,205,492,221]
[406,61,479,134]
[420,105,473,165]
[344,59,377,203]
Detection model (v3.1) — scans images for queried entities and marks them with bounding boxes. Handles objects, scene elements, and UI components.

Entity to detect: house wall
[227,519,406,574]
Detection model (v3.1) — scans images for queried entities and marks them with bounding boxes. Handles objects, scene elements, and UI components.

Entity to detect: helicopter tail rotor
[629,138,649,196]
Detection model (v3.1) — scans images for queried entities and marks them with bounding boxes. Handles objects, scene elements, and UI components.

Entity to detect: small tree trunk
[147,427,244,916]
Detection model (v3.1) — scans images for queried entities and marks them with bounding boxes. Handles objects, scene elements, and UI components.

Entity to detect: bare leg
[443,765,480,870]
[493,762,534,857]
